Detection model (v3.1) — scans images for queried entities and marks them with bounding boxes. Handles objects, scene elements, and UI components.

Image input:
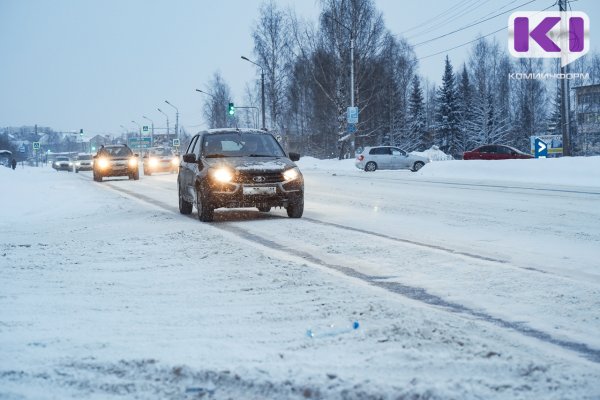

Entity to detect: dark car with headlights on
[178,129,304,222]
[143,146,179,175]
[92,144,139,182]
[52,156,73,171]
[463,144,533,160]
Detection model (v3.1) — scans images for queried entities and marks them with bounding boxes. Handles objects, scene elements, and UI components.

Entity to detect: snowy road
[1,160,600,399]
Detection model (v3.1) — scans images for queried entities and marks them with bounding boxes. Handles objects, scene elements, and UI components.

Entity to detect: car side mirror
[134,153,139,157]
[182,153,196,163]
[289,152,300,162]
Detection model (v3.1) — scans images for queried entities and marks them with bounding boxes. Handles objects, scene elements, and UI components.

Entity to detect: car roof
[201,128,270,136]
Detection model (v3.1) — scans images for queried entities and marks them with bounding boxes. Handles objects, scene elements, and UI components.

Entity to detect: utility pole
[559,0,571,156]
[165,100,179,144]
[157,108,170,144]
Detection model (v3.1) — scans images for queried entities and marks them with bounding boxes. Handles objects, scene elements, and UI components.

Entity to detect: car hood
[204,157,295,172]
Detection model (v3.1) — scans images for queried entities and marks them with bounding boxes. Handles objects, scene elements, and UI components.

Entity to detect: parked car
[74,153,93,173]
[178,129,304,222]
[143,147,179,175]
[463,144,534,160]
[355,146,430,172]
[92,144,139,182]
[52,156,73,172]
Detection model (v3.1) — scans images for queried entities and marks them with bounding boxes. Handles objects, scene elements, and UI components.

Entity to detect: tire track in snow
[99,180,600,364]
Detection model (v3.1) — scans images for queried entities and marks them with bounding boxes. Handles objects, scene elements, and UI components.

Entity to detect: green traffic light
[228,102,235,116]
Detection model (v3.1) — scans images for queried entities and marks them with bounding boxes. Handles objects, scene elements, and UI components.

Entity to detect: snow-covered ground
[1,156,599,399]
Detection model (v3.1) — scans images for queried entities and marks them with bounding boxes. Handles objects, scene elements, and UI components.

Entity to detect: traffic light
[79,129,84,136]
[227,102,235,116]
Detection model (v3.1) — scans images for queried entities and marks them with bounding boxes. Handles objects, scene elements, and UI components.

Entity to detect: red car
[463,144,534,160]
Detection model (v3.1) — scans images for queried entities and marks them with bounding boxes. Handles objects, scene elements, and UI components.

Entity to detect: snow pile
[411,145,454,161]
[296,154,600,188]
[417,156,600,188]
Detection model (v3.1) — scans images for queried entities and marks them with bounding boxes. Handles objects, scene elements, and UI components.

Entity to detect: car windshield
[151,148,173,157]
[202,132,286,158]
[56,157,69,161]
[78,155,92,160]
[103,147,132,157]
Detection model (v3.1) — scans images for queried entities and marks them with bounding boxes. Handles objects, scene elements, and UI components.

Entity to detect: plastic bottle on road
[306,321,360,338]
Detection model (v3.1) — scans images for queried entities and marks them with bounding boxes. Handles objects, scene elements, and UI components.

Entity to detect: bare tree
[202,72,236,129]
[252,0,293,132]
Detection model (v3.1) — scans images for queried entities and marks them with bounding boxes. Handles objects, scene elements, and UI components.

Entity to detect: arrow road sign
[535,137,548,158]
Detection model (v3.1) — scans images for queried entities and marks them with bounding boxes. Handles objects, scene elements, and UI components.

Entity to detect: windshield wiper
[205,153,228,158]
[248,154,278,157]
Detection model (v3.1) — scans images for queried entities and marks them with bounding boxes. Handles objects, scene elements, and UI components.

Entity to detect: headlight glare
[128,158,138,168]
[283,167,300,181]
[98,158,109,169]
[211,168,233,183]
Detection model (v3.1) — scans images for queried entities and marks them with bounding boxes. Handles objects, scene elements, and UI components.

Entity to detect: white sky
[0,0,598,135]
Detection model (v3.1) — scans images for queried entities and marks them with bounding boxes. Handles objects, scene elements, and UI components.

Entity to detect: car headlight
[69,162,73,166]
[97,158,109,169]
[75,162,81,166]
[172,157,180,166]
[148,158,158,167]
[283,167,300,181]
[129,158,138,168]
[210,167,233,183]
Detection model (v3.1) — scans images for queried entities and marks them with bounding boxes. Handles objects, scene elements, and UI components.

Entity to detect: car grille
[235,171,284,184]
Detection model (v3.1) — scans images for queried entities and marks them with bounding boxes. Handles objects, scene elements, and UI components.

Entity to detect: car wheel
[196,189,214,222]
[178,184,193,215]
[133,170,139,180]
[144,169,151,176]
[257,206,271,212]
[93,170,102,182]
[286,200,304,218]
[75,169,79,173]
[412,161,425,172]
[364,161,377,172]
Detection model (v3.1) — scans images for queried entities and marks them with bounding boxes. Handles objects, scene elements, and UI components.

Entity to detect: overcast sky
[0,0,598,136]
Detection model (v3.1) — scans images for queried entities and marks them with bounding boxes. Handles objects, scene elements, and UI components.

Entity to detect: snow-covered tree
[435,56,460,156]
[407,75,427,151]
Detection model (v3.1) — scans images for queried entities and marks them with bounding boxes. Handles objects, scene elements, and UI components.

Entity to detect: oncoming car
[52,156,73,171]
[355,146,430,172]
[178,129,304,222]
[143,147,179,175]
[92,145,139,182]
[74,153,93,173]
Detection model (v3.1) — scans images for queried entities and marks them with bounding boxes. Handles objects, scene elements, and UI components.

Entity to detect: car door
[371,147,392,169]
[390,148,409,169]
[180,135,200,200]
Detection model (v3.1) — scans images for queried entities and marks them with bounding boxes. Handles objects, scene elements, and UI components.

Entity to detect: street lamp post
[165,100,179,144]
[241,56,266,130]
[157,108,170,144]
[131,120,142,155]
[142,115,154,147]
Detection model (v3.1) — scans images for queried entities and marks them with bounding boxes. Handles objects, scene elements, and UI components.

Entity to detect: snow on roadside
[1,166,600,399]
[296,155,600,188]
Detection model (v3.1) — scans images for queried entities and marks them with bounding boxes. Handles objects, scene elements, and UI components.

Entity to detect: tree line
[201,0,600,158]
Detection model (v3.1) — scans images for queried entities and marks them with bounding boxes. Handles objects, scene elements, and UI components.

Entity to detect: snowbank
[296,155,600,188]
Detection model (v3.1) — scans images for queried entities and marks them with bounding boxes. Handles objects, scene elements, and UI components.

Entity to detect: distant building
[574,83,600,155]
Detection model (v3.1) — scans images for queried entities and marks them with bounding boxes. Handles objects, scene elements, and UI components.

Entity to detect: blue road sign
[347,123,357,133]
[347,107,359,124]
[534,137,548,158]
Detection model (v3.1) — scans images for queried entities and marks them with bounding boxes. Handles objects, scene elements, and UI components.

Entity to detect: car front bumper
[204,179,304,209]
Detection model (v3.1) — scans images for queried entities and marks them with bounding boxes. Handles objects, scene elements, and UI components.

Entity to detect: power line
[399,0,474,35]
[412,0,538,48]
[406,0,494,41]
[417,1,558,60]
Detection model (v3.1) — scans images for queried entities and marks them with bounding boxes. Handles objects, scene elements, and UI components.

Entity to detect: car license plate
[243,186,276,195]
